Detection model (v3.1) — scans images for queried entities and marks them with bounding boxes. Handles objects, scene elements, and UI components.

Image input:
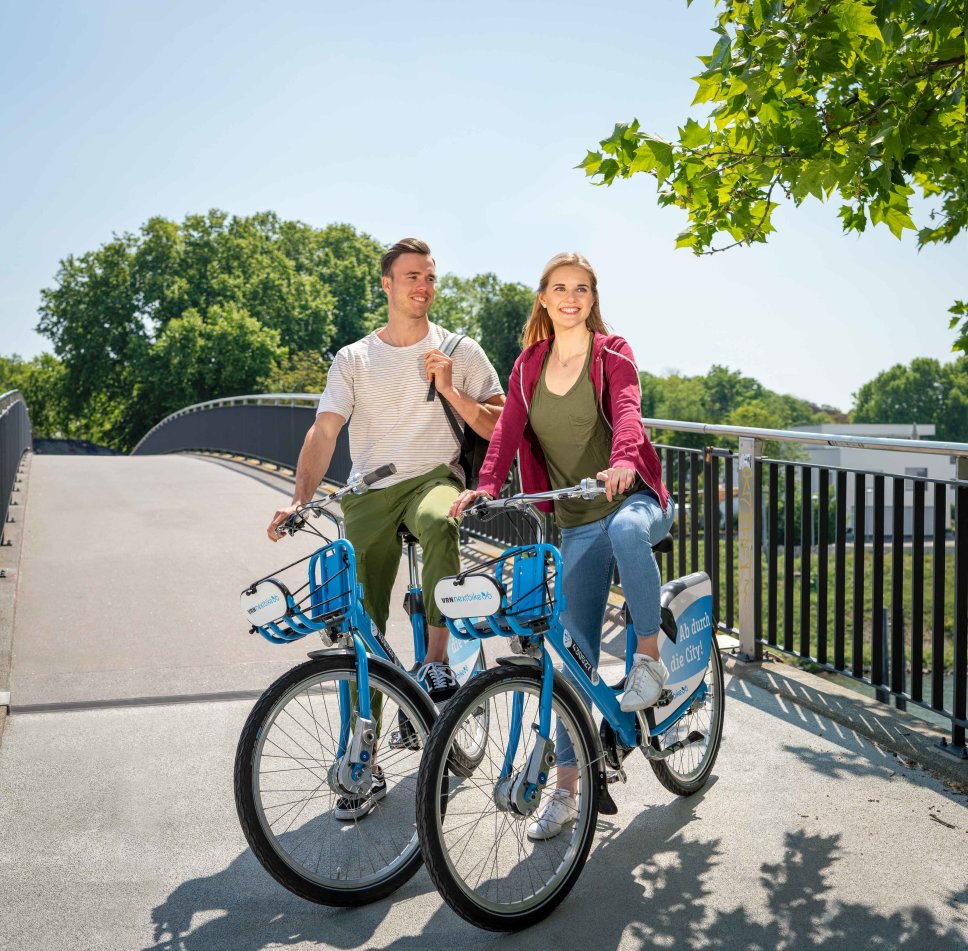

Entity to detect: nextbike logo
[440,591,494,604]
[247,593,280,615]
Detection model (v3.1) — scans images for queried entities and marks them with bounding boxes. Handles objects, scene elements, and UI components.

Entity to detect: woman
[449,252,675,840]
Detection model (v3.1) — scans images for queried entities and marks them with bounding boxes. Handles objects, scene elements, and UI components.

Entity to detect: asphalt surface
[1,454,967,950]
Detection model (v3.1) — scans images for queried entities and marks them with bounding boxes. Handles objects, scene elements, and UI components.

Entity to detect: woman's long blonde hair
[521,252,609,348]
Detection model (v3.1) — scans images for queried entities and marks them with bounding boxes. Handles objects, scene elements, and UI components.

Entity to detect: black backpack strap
[426,333,467,443]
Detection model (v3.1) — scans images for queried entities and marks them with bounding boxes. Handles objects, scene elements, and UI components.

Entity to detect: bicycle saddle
[652,534,673,555]
[397,524,419,545]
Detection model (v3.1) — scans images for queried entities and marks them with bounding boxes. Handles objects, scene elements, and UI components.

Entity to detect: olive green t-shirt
[529,346,629,528]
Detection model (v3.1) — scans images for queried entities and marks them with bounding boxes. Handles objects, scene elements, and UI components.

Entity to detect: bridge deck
[0,454,965,949]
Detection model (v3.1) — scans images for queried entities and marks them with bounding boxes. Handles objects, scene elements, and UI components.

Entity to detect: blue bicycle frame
[439,541,715,779]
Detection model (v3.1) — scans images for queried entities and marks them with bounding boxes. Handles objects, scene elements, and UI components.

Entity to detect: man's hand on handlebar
[449,489,493,519]
[267,504,302,542]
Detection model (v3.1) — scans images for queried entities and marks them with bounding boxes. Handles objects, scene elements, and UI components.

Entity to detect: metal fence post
[737,436,763,661]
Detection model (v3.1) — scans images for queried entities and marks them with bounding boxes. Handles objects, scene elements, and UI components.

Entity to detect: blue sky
[1,0,964,412]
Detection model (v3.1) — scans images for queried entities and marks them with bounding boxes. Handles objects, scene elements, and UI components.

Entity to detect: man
[267,237,504,701]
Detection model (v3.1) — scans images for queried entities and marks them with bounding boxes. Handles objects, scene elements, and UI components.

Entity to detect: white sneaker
[620,654,669,711]
[526,788,578,841]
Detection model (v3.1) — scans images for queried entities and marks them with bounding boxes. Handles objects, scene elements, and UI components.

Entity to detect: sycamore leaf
[679,118,712,149]
[833,0,883,42]
[577,150,603,176]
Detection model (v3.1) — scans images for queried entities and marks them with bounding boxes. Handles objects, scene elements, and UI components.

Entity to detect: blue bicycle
[234,464,488,907]
[415,481,724,930]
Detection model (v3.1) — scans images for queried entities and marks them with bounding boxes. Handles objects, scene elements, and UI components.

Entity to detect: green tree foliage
[431,274,534,386]
[0,353,77,439]
[641,363,836,453]
[852,354,968,441]
[950,299,968,355]
[580,0,965,336]
[262,352,331,395]
[34,211,387,449]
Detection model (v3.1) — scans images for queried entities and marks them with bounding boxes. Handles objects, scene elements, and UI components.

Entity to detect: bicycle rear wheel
[649,641,725,796]
[417,665,599,931]
[235,654,434,906]
[448,646,490,774]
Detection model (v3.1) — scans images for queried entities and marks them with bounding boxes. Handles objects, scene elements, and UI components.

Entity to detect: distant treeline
[2,210,966,451]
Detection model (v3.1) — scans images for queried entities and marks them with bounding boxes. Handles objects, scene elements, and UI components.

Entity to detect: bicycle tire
[446,645,490,775]
[417,665,600,931]
[235,653,435,906]
[649,642,725,796]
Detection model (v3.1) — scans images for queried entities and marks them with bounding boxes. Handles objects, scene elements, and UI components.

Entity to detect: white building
[790,423,958,539]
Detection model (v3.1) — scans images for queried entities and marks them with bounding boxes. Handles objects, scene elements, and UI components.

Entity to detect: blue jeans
[555,489,675,766]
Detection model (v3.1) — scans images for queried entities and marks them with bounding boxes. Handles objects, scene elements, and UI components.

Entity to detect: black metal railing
[645,419,968,756]
[0,391,32,545]
[133,397,968,752]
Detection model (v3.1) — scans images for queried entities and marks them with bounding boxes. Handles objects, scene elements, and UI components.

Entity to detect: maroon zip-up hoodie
[477,332,669,514]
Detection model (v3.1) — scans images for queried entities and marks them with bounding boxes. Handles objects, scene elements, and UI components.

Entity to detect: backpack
[426,333,491,489]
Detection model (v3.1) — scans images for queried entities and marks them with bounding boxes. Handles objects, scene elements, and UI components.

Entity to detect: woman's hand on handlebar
[449,489,492,519]
[596,466,635,502]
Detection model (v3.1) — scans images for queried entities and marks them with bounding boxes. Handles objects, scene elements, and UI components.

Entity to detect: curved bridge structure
[0,397,966,950]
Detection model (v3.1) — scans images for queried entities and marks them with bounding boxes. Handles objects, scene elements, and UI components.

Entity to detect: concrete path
[2,454,967,950]
[1,669,966,951]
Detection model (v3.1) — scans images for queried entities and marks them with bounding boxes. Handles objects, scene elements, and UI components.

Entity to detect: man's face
[383,253,436,319]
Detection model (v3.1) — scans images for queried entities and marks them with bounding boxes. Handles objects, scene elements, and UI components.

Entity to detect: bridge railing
[0,391,32,545]
[133,396,968,751]
[131,394,352,483]
[645,419,968,756]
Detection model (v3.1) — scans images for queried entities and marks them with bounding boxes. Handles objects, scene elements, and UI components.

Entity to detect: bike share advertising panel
[653,571,714,734]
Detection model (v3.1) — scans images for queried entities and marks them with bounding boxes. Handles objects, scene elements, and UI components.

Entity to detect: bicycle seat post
[398,526,421,589]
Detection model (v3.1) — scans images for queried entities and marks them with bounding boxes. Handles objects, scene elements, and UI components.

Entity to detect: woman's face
[538,265,595,333]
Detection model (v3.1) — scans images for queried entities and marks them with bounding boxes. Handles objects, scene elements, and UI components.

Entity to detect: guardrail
[131,394,351,483]
[133,396,968,752]
[0,391,32,545]
[644,419,968,756]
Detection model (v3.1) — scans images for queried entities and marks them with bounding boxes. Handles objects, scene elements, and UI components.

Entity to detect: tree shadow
[145,777,966,951]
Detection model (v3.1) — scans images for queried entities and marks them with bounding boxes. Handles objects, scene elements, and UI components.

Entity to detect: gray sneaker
[417,661,460,703]
[333,766,386,821]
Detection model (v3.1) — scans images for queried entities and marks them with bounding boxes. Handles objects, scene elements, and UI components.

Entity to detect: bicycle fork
[493,649,556,818]
[328,629,378,797]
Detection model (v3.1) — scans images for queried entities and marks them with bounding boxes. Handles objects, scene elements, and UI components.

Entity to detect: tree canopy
[12,211,534,448]
[640,362,843,452]
[580,0,965,345]
[851,354,968,441]
[30,211,386,448]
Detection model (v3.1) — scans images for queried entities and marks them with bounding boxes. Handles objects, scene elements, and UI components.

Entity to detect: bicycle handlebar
[467,478,607,520]
[278,463,397,536]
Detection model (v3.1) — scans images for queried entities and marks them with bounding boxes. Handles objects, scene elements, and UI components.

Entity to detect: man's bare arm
[266,411,345,541]
[440,391,505,439]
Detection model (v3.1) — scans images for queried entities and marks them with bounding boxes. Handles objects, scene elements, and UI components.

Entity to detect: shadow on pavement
[144,772,966,951]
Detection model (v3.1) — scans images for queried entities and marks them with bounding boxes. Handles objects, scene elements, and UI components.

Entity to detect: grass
[665,536,959,674]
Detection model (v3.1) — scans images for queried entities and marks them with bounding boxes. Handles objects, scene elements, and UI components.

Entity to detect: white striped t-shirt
[317,324,503,489]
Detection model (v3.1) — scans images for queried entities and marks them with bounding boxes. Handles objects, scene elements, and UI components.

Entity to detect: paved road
[1,455,966,950]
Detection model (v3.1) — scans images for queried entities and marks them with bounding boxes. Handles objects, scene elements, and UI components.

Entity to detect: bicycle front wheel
[650,641,725,796]
[417,665,599,931]
[235,654,434,906]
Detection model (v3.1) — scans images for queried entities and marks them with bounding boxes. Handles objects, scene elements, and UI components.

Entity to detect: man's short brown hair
[381,237,433,277]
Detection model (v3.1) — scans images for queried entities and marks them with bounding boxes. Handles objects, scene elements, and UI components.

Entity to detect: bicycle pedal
[657,689,673,707]
[606,767,627,785]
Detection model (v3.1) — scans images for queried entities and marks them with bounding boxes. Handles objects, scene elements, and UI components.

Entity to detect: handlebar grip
[363,463,397,486]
